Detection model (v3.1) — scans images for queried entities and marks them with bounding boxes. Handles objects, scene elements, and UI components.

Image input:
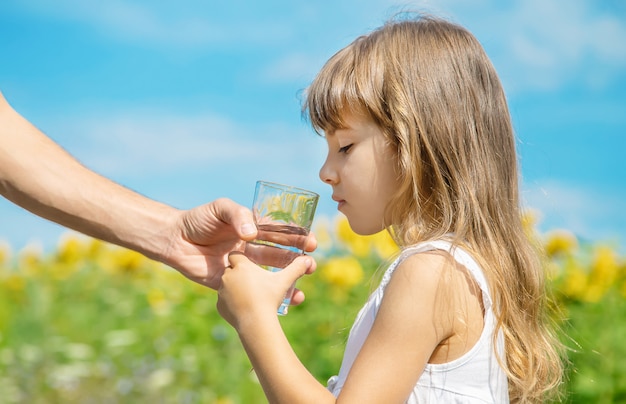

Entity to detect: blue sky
[1,0,625,252]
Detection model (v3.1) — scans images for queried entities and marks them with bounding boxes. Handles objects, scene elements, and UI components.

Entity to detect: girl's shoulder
[393,250,452,288]
[383,240,492,310]
[390,246,475,310]
[385,241,487,363]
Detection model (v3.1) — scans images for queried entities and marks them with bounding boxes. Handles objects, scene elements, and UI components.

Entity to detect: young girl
[217,15,564,403]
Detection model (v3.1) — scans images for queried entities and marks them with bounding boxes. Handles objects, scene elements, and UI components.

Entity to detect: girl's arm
[218,252,460,403]
[218,253,330,403]
[337,253,457,402]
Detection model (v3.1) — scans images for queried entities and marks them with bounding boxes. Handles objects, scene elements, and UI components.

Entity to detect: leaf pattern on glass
[268,210,297,224]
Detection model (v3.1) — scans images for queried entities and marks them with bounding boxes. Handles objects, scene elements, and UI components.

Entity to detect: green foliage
[561,293,626,403]
[267,210,296,224]
[540,227,626,403]
[0,218,624,403]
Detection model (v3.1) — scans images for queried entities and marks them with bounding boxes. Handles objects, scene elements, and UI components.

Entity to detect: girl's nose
[319,158,337,185]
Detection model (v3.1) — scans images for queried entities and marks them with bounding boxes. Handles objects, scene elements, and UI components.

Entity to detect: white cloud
[262,53,323,83]
[14,0,293,48]
[430,0,626,93]
[54,109,324,180]
[16,0,623,92]
[522,180,626,244]
[509,0,625,92]
[75,114,254,171]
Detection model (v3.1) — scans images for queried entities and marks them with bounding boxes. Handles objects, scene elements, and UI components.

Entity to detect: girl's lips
[332,196,346,210]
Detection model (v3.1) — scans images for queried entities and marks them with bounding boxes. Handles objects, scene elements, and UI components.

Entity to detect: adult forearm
[0,94,179,261]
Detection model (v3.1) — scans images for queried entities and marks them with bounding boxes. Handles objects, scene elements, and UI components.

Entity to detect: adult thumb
[210,198,257,241]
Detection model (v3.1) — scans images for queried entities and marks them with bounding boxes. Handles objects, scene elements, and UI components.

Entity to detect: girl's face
[319,111,400,235]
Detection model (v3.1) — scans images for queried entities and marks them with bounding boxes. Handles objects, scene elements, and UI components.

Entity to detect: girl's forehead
[328,107,372,129]
[309,97,370,132]
[320,116,361,137]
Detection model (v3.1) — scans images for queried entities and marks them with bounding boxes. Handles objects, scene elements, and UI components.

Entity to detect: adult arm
[0,91,316,291]
[0,92,186,253]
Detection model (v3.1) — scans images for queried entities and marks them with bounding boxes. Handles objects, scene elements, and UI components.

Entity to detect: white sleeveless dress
[327,240,510,403]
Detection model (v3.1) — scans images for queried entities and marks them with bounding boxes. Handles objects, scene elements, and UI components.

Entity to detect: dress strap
[382,240,493,310]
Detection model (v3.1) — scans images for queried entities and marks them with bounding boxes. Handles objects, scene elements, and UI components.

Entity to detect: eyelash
[339,144,353,154]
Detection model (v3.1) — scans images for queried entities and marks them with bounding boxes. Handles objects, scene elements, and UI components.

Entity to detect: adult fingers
[210,198,257,241]
[303,232,318,253]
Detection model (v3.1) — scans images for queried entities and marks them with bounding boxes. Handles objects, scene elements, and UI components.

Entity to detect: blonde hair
[303,14,564,403]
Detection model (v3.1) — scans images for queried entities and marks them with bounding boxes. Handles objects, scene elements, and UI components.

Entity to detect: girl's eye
[339,144,353,154]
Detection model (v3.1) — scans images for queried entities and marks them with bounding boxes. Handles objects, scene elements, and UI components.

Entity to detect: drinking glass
[244,181,319,315]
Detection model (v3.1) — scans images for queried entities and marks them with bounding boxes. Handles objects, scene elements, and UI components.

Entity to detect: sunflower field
[0,214,625,403]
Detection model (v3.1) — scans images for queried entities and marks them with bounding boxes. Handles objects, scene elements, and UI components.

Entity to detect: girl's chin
[345,217,384,236]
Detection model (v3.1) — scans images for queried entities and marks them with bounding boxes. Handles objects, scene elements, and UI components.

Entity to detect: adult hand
[217,252,316,328]
[1,90,318,297]
[162,198,317,294]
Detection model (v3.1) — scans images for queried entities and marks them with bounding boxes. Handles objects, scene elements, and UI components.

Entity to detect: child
[217,14,564,403]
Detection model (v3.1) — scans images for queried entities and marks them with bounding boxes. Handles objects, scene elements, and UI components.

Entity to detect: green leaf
[268,210,296,223]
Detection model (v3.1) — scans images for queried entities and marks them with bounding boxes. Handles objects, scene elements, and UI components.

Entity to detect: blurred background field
[2,2,624,402]
[1,214,625,403]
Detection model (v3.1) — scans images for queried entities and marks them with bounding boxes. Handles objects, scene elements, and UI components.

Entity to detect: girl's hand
[217,252,316,330]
